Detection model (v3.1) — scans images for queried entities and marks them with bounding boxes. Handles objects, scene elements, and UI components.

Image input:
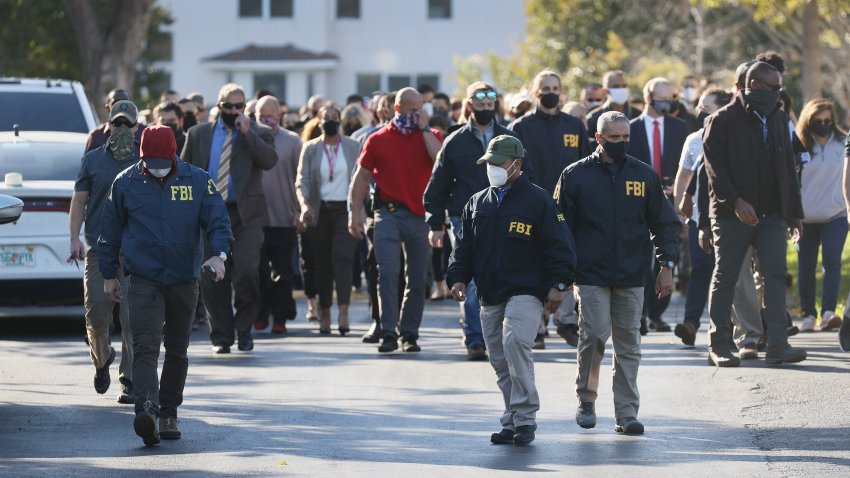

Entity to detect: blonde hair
[531,70,561,95]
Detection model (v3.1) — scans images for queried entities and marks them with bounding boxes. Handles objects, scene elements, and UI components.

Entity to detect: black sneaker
[134,401,160,447]
[378,335,398,353]
[576,401,596,429]
[467,343,487,361]
[402,336,421,353]
[840,317,850,352]
[649,319,672,333]
[117,378,134,404]
[513,424,536,446]
[237,334,254,352]
[556,323,579,347]
[532,333,545,350]
[94,347,115,394]
[615,417,644,435]
[490,428,514,445]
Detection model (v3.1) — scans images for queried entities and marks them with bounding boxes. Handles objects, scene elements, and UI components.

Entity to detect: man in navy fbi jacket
[98,125,234,447]
[554,111,680,435]
[447,135,576,446]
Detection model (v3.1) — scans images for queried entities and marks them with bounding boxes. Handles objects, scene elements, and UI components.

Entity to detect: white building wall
[160,0,525,107]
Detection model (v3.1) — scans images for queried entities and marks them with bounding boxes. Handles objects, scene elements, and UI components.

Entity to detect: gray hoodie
[800,134,847,223]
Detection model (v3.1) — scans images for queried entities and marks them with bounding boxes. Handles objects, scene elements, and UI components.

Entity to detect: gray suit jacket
[181,120,278,228]
[295,135,361,227]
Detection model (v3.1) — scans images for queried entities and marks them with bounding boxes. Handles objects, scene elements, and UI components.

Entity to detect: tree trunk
[64,0,156,119]
[802,0,822,100]
[690,1,705,76]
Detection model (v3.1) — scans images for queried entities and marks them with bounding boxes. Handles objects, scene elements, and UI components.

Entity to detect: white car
[0,131,87,311]
[0,78,98,133]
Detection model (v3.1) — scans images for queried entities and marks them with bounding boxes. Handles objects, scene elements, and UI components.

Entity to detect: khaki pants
[84,251,132,381]
[480,295,543,429]
[575,285,643,420]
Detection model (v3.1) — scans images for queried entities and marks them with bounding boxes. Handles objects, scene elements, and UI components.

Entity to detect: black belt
[321,200,347,208]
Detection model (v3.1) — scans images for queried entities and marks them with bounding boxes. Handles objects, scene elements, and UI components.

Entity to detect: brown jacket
[703,93,803,221]
[181,120,278,228]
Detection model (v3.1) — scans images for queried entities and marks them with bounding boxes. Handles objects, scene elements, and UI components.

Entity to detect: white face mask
[144,161,171,178]
[608,87,629,105]
[487,159,517,188]
[683,87,699,103]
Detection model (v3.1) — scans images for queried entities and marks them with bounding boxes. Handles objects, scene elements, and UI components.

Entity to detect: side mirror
[0,195,23,225]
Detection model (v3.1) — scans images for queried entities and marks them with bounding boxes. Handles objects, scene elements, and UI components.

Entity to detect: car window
[0,142,83,181]
[0,92,89,133]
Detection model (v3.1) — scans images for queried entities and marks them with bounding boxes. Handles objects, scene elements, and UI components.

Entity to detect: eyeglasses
[753,78,783,92]
[219,102,246,110]
[811,119,833,126]
[110,118,136,128]
[472,91,497,101]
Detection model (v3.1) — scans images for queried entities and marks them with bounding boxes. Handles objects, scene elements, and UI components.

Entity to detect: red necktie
[652,120,662,176]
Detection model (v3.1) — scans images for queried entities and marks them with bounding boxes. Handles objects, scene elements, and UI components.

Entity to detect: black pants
[299,232,319,300]
[204,205,263,346]
[259,226,297,324]
[431,242,450,282]
[306,202,357,309]
[129,276,197,418]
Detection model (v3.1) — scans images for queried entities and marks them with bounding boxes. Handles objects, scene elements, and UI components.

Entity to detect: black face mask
[164,122,180,138]
[744,88,780,116]
[322,120,340,137]
[601,139,629,161]
[472,108,495,126]
[811,122,832,137]
[696,111,710,125]
[220,112,238,128]
[651,99,672,115]
[539,92,560,109]
[182,114,197,132]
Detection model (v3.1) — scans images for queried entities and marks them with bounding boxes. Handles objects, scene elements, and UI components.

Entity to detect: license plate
[0,246,36,267]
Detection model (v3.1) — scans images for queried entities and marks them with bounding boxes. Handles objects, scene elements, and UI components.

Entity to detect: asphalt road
[0,293,848,477]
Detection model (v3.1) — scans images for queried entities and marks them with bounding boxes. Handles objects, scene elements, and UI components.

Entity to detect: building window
[388,75,411,91]
[239,0,262,17]
[337,0,360,18]
[356,74,381,96]
[428,0,451,19]
[416,74,439,92]
[254,73,287,101]
[270,0,293,17]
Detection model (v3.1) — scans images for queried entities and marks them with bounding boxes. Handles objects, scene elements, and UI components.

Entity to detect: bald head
[746,61,781,88]
[395,87,423,115]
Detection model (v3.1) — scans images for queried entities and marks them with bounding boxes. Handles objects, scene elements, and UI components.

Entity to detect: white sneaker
[821,311,842,331]
[800,315,816,332]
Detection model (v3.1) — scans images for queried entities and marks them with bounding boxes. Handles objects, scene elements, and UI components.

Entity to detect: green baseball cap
[477,135,526,165]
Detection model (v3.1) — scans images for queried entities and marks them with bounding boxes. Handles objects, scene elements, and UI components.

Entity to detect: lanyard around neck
[323,141,340,181]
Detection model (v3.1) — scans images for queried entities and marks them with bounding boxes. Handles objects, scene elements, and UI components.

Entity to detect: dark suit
[628,114,688,325]
[182,120,278,347]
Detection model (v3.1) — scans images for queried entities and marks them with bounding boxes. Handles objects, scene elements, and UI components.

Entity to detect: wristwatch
[555,282,567,292]
[660,260,675,270]
[213,251,228,262]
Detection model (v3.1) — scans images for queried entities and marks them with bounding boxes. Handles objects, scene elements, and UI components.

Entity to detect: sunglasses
[110,118,136,128]
[219,102,246,110]
[753,78,783,92]
[811,119,832,126]
[472,91,497,101]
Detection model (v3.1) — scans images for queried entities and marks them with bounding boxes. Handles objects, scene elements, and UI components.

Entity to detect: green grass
[786,237,850,317]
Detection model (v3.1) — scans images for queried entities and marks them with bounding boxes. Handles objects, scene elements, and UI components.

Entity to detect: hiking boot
[94,347,115,394]
[159,416,181,440]
[134,401,160,447]
[576,402,596,429]
[490,428,514,445]
[765,346,807,365]
[615,417,644,435]
[513,424,536,446]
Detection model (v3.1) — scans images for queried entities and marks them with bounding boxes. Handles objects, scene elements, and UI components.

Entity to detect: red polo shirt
[358,123,443,216]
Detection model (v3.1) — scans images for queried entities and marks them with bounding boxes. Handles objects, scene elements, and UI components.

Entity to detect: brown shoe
[739,343,758,360]
[821,313,842,331]
[159,416,181,440]
[674,323,697,346]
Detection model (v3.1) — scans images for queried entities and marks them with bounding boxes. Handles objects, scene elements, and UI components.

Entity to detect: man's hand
[788,218,803,243]
[679,194,693,218]
[235,113,251,134]
[104,278,122,303]
[69,238,86,260]
[544,288,566,315]
[348,212,365,240]
[451,282,467,302]
[428,230,444,249]
[656,267,674,299]
[202,256,226,282]
[416,108,431,131]
[698,228,713,254]
[734,197,758,226]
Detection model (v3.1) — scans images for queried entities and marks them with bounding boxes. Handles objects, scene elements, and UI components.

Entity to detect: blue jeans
[797,216,848,317]
[683,220,714,329]
[449,216,484,346]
